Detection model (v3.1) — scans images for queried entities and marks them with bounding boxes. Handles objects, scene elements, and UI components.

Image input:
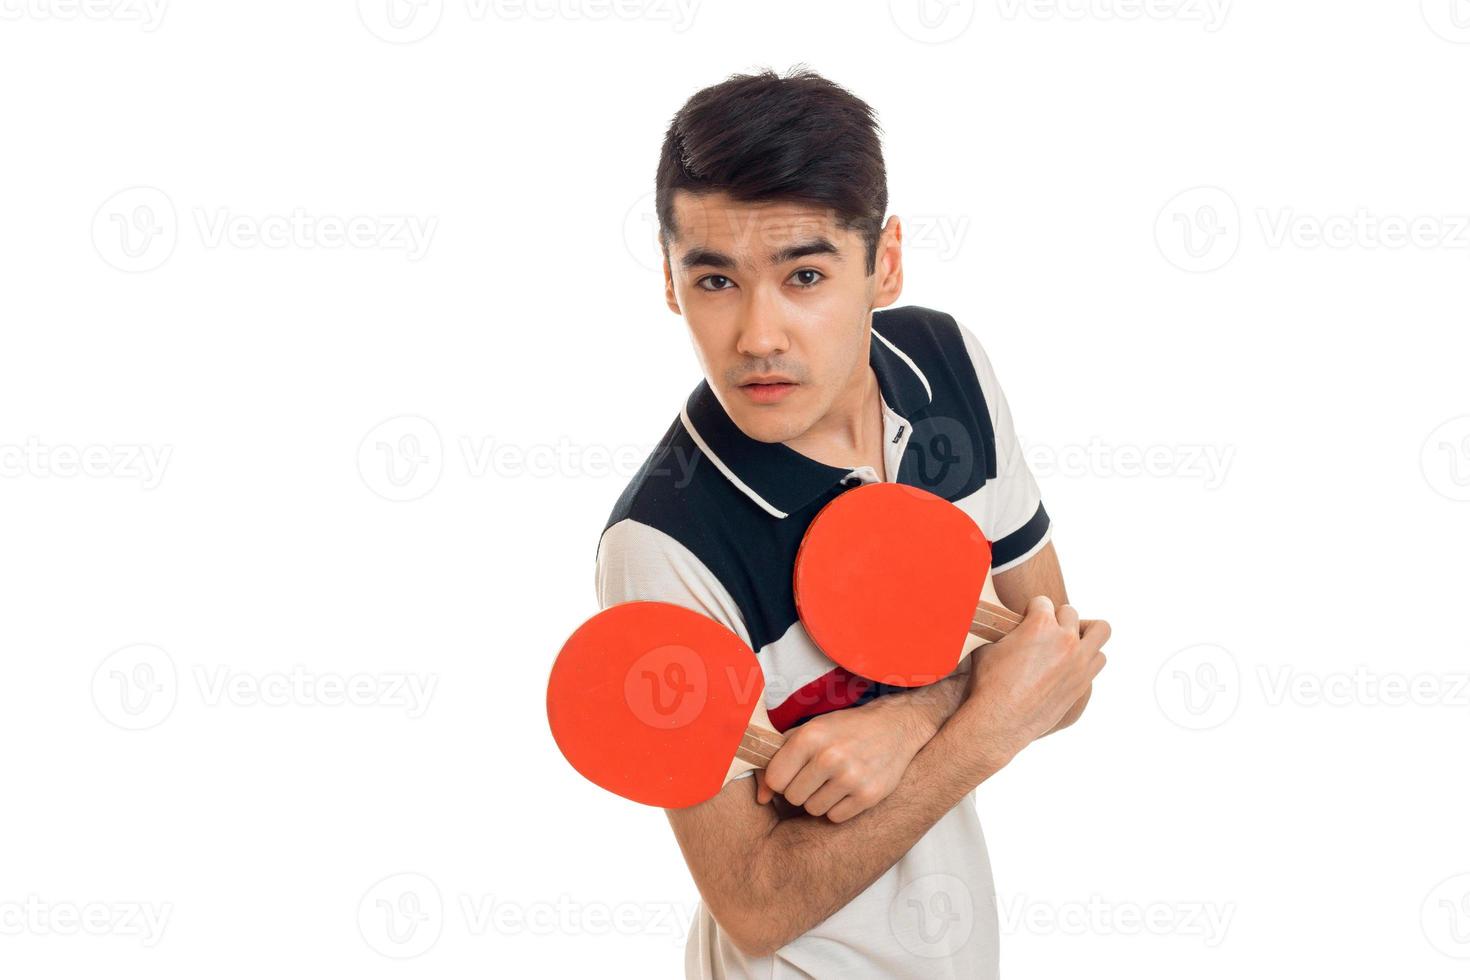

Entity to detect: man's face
[663,192,901,444]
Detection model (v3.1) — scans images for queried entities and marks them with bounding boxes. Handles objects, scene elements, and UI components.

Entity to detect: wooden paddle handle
[736,599,1021,770]
[970,599,1024,643]
[735,723,784,768]
[734,598,1021,771]
[732,602,1017,777]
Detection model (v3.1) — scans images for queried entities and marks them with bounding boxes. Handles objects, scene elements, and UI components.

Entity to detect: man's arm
[669,698,1006,958]
[764,537,1096,823]
[599,519,982,825]
[667,596,1109,957]
[951,318,1093,735]
[755,664,971,822]
[992,539,1093,733]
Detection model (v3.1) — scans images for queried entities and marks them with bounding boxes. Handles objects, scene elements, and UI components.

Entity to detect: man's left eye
[791,269,824,288]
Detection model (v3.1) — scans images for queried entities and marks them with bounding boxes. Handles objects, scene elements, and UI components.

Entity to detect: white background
[3,1,1468,976]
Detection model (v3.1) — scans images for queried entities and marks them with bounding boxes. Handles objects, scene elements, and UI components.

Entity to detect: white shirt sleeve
[955,318,1052,572]
[595,518,752,646]
[594,517,757,780]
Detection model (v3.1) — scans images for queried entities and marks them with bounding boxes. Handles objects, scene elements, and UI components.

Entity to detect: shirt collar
[869,325,933,417]
[679,327,934,519]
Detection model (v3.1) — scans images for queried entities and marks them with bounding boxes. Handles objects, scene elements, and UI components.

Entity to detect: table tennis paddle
[546,601,785,808]
[793,482,1024,687]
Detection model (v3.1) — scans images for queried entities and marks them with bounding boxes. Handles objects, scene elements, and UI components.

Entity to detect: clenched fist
[966,595,1109,762]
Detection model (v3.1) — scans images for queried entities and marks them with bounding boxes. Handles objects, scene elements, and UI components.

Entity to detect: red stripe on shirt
[768,667,873,733]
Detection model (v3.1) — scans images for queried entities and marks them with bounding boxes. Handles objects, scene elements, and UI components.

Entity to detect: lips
[738,378,798,405]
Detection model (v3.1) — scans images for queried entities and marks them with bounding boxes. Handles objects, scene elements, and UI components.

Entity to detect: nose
[733,294,791,359]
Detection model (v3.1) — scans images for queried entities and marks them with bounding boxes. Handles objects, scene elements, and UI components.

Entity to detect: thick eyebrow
[771,238,842,265]
[678,237,843,272]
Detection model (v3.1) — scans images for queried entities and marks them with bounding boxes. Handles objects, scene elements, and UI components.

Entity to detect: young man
[596,68,1109,978]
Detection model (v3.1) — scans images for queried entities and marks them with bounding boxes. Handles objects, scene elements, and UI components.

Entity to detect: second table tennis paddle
[793,482,1024,687]
[546,601,785,808]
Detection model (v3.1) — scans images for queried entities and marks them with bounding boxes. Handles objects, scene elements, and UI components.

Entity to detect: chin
[726,401,810,445]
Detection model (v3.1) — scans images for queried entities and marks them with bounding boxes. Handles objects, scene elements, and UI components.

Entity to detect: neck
[783,360,886,476]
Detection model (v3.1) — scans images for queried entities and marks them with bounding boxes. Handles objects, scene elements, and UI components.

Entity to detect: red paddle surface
[794,483,990,686]
[546,602,766,808]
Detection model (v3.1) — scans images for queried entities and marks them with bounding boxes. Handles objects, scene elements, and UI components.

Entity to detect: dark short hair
[655,66,888,275]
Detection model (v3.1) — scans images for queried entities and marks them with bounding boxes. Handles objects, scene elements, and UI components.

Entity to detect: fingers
[781,752,839,807]
[1080,617,1112,651]
[822,783,884,823]
[799,779,849,818]
[1024,594,1056,623]
[825,796,865,824]
[761,730,812,798]
[754,769,774,806]
[1055,603,1079,636]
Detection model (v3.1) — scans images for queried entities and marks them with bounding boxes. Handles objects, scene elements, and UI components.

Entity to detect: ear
[871,215,904,308]
[663,250,682,315]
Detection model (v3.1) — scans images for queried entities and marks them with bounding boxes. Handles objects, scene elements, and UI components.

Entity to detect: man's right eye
[696,275,733,291]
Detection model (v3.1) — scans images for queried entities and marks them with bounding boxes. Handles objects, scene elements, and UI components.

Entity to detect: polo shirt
[595,304,1051,979]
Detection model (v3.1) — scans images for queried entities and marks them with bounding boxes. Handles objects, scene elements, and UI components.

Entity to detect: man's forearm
[891,642,1087,742]
[727,695,1013,955]
[869,661,970,743]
